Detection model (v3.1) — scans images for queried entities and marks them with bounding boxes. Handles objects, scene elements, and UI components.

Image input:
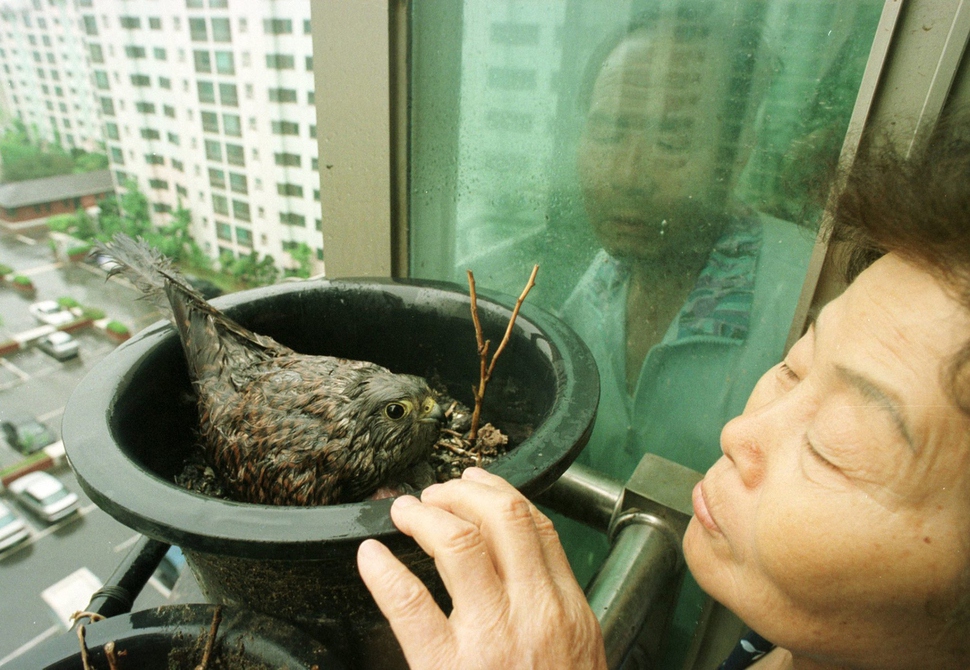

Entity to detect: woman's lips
[692,481,722,533]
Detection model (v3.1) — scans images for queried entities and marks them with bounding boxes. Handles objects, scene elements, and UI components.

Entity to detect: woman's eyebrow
[834,365,917,454]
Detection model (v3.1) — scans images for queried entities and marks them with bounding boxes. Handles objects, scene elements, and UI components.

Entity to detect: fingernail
[393,494,420,509]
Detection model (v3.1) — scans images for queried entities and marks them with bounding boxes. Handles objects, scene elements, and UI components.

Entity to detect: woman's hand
[357,467,608,670]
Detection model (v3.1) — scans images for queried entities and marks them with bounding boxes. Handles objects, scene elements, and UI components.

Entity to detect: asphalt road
[0,232,171,665]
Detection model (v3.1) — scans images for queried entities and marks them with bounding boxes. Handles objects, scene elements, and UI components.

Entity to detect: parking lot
[0,233,171,664]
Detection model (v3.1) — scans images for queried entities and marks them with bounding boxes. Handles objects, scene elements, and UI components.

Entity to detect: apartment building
[0,0,101,150]
[0,0,323,274]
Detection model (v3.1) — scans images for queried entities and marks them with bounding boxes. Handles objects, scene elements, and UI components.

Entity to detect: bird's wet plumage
[97,234,443,506]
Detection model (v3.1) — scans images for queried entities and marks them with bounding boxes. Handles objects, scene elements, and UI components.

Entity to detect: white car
[36,331,80,360]
[28,300,75,327]
[8,472,79,523]
[0,500,29,551]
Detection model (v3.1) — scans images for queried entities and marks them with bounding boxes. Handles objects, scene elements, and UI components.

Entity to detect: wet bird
[97,234,444,506]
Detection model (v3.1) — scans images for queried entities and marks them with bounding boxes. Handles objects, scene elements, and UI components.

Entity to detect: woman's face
[684,254,970,668]
[576,30,734,261]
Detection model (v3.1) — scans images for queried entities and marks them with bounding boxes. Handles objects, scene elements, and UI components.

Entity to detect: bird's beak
[424,402,446,425]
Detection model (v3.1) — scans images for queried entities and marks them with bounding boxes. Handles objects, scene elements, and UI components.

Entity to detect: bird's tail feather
[95,233,203,321]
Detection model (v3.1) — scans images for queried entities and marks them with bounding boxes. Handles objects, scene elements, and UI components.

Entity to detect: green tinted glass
[409,1,884,666]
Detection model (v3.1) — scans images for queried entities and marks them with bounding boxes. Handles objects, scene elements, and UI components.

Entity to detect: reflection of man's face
[577,30,736,261]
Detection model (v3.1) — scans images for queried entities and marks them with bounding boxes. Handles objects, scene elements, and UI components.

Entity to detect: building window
[311,157,319,171]
[167,132,180,145]
[232,199,250,221]
[153,47,166,60]
[306,55,313,71]
[309,124,317,138]
[149,17,162,30]
[193,50,211,73]
[211,18,231,42]
[222,114,241,137]
[89,43,104,63]
[186,0,204,7]
[136,101,156,114]
[99,97,115,115]
[145,153,165,165]
[229,172,247,194]
[304,19,311,35]
[218,82,238,106]
[274,152,300,167]
[124,45,146,59]
[280,212,305,226]
[201,111,219,133]
[197,80,215,103]
[93,70,109,89]
[109,146,124,164]
[265,53,294,70]
[225,143,245,166]
[172,159,185,172]
[164,105,176,118]
[130,74,151,87]
[189,17,207,41]
[212,194,229,215]
[105,122,119,139]
[268,87,296,103]
[271,120,298,136]
[119,16,140,29]
[153,203,172,213]
[205,139,222,161]
[277,183,303,197]
[140,128,160,140]
[216,221,232,241]
[307,90,314,105]
[236,226,252,246]
[82,15,98,36]
[208,168,225,189]
[148,179,168,190]
[263,19,292,34]
[214,51,234,75]
[210,0,228,8]
[159,77,171,89]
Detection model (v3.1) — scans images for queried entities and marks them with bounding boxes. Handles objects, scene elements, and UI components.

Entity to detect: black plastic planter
[7,604,342,669]
[63,278,598,668]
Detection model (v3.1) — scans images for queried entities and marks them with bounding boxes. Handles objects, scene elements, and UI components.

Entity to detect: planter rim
[63,277,598,559]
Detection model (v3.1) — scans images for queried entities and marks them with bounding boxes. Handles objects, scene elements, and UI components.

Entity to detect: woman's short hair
[832,109,970,419]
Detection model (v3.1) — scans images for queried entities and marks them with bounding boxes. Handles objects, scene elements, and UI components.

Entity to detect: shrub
[0,263,12,276]
[12,275,32,287]
[67,243,93,258]
[82,306,105,320]
[105,320,130,335]
[57,297,80,309]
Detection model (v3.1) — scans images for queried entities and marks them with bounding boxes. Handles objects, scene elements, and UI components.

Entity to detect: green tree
[287,243,313,279]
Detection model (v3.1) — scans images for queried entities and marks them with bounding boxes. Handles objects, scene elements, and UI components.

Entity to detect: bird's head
[349,371,445,464]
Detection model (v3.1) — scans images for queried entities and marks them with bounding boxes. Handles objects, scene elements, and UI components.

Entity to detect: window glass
[211,17,231,43]
[215,50,234,74]
[409,2,884,666]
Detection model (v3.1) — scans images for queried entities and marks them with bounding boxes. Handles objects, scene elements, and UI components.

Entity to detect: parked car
[0,500,30,552]
[7,472,79,523]
[36,331,80,360]
[28,300,75,327]
[1,417,57,455]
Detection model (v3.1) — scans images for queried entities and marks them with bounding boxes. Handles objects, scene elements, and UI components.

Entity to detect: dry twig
[77,625,93,670]
[104,640,121,670]
[195,605,223,670]
[466,264,538,448]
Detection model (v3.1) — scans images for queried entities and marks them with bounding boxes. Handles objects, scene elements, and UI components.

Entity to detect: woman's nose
[719,412,768,489]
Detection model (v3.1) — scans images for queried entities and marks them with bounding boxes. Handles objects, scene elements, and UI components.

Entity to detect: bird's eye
[384,402,407,420]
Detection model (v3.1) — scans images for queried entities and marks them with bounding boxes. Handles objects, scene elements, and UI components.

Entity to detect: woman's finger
[419,477,560,598]
[455,468,583,591]
[389,495,510,616]
[356,538,454,669]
